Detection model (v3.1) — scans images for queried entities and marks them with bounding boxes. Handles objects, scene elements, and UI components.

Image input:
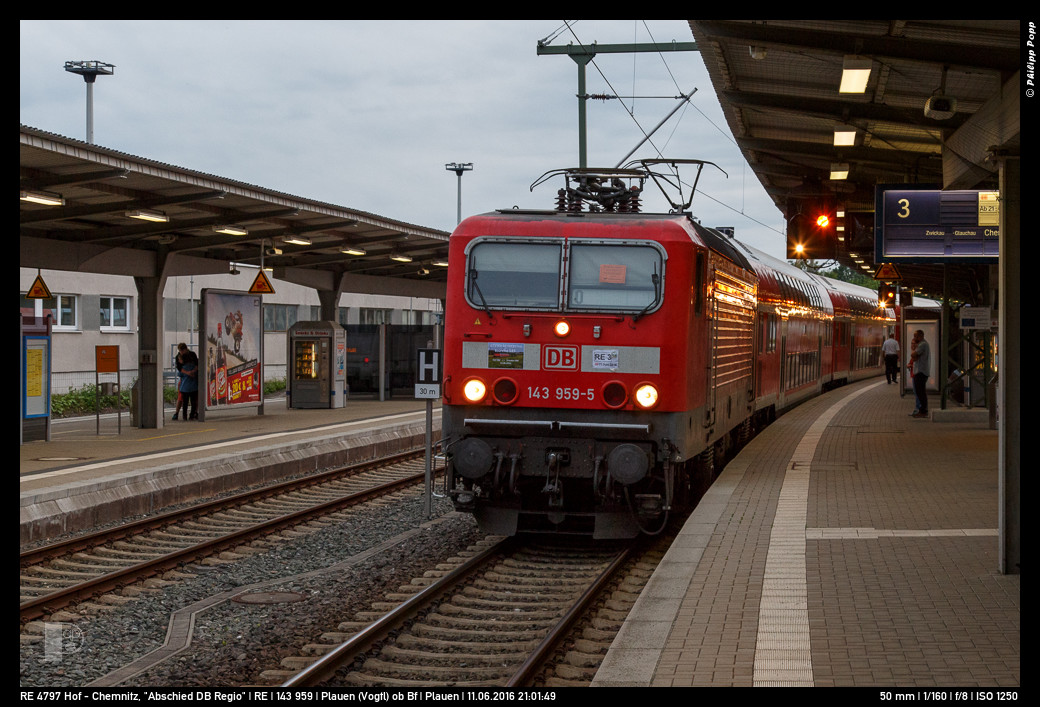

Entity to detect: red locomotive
[441,167,893,538]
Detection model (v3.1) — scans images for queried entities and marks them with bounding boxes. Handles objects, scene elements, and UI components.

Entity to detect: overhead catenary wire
[552,21,784,240]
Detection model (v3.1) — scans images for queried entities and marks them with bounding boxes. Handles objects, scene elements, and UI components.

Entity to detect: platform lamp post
[64,60,114,144]
[445,162,473,225]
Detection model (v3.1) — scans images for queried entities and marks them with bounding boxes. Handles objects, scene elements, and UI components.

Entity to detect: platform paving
[592,379,1018,688]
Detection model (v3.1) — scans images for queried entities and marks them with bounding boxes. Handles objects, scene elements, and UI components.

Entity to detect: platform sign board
[416,348,442,519]
[415,348,441,399]
[201,289,263,413]
[96,345,119,373]
[23,336,50,418]
[959,307,993,331]
[875,185,1000,263]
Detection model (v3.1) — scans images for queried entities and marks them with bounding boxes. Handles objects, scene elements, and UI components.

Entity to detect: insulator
[555,188,567,212]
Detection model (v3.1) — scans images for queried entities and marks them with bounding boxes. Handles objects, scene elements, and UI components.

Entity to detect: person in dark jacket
[177,343,200,420]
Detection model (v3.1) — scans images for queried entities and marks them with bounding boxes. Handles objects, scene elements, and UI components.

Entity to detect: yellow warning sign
[873,263,902,281]
[248,270,275,295]
[25,273,52,299]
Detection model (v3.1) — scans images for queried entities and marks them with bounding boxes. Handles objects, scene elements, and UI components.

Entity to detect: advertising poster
[201,289,263,410]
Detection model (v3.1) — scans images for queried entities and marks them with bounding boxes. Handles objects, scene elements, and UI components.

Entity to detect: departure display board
[875,186,999,263]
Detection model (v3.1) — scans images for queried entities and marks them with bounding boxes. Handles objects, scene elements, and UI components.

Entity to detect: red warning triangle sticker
[249,270,275,294]
[26,273,52,299]
[873,263,902,281]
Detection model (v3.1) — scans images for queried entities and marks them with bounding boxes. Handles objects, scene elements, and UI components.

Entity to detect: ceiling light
[833,128,857,146]
[390,253,413,263]
[830,163,850,180]
[431,259,449,267]
[20,189,65,206]
[283,235,311,245]
[213,225,249,236]
[125,208,169,223]
[840,56,872,93]
[340,246,367,256]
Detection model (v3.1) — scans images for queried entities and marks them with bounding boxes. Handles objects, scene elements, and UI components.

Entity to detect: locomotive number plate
[527,386,595,402]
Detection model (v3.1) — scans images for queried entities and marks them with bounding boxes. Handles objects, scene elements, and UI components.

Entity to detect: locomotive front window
[567,243,663,312]
[466,241,562,309]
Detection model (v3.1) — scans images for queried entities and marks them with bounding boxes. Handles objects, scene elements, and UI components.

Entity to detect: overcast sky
[20,20,789,259]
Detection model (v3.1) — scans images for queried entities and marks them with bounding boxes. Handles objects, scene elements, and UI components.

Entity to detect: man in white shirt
[882,333,900,384]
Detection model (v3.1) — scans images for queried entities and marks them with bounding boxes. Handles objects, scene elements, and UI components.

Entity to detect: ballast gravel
[20,493,484,688]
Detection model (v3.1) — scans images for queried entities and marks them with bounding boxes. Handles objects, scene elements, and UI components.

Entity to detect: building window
[100,296,130,330]
[55,294,78,329]
[21,293,78,329]
[264,303,299,331]
[360,308,392,325]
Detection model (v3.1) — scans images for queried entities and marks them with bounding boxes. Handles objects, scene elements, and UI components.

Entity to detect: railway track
[20,451,435,624]
[266,533,667,688]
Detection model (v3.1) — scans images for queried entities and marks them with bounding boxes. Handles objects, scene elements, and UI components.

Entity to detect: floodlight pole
[445,162,473,224]
[64,61,115,144]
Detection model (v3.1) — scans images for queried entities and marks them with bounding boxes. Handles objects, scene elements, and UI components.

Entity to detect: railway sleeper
[564,648,607,667]
[424,612,559,631]
[551,663,597,682]
[342,671,502,688]
[395,633,540,653]
[378,644,530,666]
[412,623,547,642]
[438,602,562,621]
[356,658,514,679]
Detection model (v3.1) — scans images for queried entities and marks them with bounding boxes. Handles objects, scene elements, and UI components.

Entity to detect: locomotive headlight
[553,320,571,337]
[634,383,659,409]
[462,378,488,403]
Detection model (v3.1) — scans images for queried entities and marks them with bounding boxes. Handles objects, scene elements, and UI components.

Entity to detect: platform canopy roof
[20,125,450,298]
[688,20,1020,303]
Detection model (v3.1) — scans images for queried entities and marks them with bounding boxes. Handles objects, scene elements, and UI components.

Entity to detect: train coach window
[467,241,562,309]
[567,243,663,312]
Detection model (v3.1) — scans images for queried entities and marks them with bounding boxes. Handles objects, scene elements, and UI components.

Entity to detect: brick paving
[592,379,1019,688]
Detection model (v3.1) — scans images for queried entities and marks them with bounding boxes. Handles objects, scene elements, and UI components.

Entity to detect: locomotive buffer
[416,348,441,518]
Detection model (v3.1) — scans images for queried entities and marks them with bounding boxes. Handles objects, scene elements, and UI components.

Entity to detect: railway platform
[20,396,438,545]
[592,378,1019,688]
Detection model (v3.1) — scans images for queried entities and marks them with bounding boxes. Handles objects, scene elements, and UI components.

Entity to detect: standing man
[909,329,930,418]
[882,333,900,384]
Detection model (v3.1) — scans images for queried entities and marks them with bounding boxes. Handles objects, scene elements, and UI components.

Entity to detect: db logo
[543,345,578,370]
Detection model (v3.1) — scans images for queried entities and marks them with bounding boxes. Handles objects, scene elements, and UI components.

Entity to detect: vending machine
[287,321,347,409]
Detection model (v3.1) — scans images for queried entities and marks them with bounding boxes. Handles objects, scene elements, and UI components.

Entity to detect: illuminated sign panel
[875,186,999,263]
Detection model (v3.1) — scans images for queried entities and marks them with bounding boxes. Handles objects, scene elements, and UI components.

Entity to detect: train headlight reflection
[463,378,488,403]
[634,383,659,409]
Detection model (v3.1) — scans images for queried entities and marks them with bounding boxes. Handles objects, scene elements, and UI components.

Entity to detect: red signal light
[816,213,831,228]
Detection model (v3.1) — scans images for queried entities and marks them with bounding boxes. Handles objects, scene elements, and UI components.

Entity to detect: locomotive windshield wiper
[468,269,495,321]
[632,267,661,323]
